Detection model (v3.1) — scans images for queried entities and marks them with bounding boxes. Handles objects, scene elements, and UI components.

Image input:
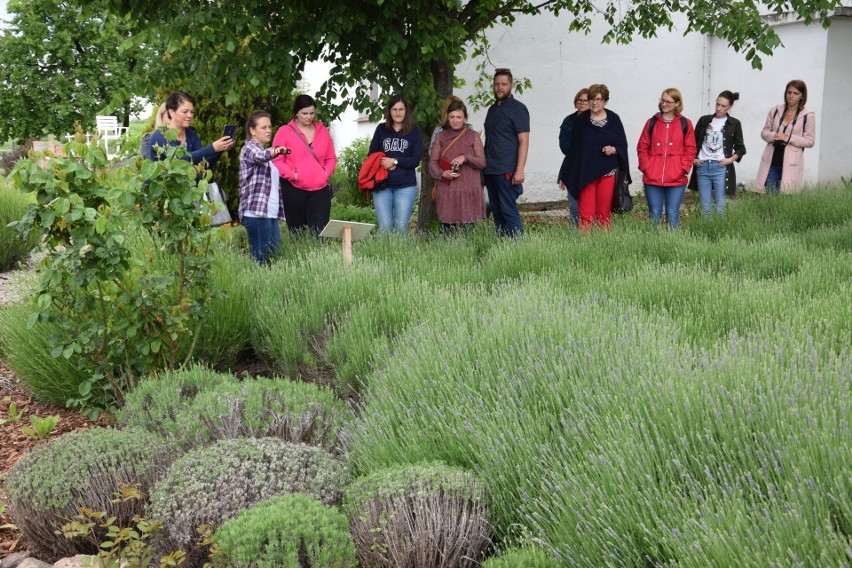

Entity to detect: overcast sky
[0,0,8,27]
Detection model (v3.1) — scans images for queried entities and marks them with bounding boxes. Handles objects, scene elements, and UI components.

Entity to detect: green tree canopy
[0,0,149,143]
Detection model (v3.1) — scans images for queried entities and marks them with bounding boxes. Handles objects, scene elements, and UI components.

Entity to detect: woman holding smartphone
[271,95,337,235]
[239,111,290,263]
[147,92,234,167]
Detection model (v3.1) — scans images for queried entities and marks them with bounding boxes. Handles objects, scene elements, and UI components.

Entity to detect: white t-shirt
[698,116,727,161]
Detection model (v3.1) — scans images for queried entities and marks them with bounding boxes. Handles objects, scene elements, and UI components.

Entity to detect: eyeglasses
[589,97,605,103]
[576,99,589,105]
[659,99,676,105]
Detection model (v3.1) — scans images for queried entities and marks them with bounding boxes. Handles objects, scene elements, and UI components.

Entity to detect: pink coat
[755,104,815,193]
[272,120,337,191]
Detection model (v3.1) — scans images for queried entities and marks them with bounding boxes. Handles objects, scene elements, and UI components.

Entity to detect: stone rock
[0,551,32,568]
[52,556,98,568]
[16,559,52,568]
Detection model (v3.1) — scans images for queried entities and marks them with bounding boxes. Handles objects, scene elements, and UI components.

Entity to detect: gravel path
[0,254,41,307]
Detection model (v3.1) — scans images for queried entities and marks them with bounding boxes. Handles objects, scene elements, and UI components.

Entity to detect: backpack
[648,115,688,140]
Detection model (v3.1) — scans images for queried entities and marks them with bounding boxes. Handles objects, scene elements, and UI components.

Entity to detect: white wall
[820,18,852,182]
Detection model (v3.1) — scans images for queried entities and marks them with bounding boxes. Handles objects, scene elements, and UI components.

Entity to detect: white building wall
[820,18,852,182]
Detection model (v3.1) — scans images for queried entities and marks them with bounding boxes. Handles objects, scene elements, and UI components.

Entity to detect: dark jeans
[281,179,331,235]
[242,216,281,264]
[484,174,523,236]
[764,165,782,195]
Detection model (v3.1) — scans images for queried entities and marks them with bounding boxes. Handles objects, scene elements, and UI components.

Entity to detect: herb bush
[5,428,171,561]
[117,366,346,452]
[345,462,491,568]
[0,305,89,405]
[345,279,851,565]
[147,438,348,565]
[213,494,357,568]
[333,136,372,208]
[0,176,38,271]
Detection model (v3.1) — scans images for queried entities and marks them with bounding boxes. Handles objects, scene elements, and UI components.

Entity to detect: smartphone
[223,124,236,139]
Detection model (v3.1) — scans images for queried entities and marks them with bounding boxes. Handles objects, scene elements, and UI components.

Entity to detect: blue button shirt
[484,95,530,175]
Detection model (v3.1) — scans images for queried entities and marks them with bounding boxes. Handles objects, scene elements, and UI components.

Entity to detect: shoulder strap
[440,129,466,158]
[288,124,325,168]
[648,115,687,139]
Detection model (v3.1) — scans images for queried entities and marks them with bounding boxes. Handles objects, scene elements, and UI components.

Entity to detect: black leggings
[280,179,331,236]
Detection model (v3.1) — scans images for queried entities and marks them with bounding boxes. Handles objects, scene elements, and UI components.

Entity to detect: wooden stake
[342,225,353,266]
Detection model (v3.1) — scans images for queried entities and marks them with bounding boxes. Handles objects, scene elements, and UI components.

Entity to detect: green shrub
[213,494,357,568]
[0,305,89,405]
[117,367,347,452]
[345,462,491,568]
[333,136,372,208]
[148,438,348,565]
[0,176,38,271]
[5,428,172,561]
[330,202,376,224]
[481,547,557,567]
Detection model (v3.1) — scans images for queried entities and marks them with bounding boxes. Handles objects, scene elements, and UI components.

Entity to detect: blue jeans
[696,160,727,215]
[484,174,523,236]
[568,192,579,226]
[645,184,686,228]
[242,216,281,263]
[372,185,417,234]
[764,165,782,195]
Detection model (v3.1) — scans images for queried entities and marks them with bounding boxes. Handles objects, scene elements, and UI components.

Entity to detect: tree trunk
[416,59,455,231]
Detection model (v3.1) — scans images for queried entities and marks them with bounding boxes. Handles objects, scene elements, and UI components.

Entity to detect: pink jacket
[755,104,815,193]
[272,120,337,191]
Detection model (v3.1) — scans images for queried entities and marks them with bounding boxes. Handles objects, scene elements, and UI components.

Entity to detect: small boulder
[0,551,32,568]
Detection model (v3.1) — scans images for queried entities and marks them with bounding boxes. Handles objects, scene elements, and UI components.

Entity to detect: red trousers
[578,175,615,231]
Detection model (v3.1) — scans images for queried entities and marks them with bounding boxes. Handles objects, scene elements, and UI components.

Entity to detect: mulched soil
[0,365,103,558]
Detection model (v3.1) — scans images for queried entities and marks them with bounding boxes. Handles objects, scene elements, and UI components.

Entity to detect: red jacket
[357,151,388,192]
[637,113,696,187]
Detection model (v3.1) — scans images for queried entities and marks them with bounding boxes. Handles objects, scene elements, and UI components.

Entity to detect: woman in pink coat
[755,80,815,194]
[272,95,337,235]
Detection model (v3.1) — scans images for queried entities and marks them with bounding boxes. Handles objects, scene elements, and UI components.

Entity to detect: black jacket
[688,114,746,196]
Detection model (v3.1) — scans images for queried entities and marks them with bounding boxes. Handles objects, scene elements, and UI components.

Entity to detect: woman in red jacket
[636,88,696,228]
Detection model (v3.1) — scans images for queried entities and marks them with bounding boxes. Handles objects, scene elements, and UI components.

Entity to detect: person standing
[563,84,630,231]
[147,92,234,166]
[755,80,816,194]
[636,88,696,228]
[272,95,337,235]
[483,68,529,237]
[239,111,290,263]
[558,88,590,225]
[368,95,423,234]
[688,90,746,215]
[429,100,486,231]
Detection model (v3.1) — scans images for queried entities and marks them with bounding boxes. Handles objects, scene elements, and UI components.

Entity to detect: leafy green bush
[5,428,172,561]
[213,494,357,568]
[332,136,372,208]
[148,438,348,565]
[345,462,491,568]
[117,366,347,452]
[11,139,220,417]
[0,176,38,271]
[0,305,89,405]
[481,547,557,567]
[330,202,376,224]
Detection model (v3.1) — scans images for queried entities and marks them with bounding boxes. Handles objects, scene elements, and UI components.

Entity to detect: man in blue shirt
[484,68,530,236]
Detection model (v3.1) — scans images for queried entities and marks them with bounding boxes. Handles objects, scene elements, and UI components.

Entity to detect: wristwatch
[393,159,398,166]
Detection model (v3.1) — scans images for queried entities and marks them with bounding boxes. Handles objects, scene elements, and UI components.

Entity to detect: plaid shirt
[239,140,285,220]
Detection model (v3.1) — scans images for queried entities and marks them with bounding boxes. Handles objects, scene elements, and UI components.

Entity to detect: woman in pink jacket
[272,95,337,235]
[636,88,696,228]
[755,80,816,194]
